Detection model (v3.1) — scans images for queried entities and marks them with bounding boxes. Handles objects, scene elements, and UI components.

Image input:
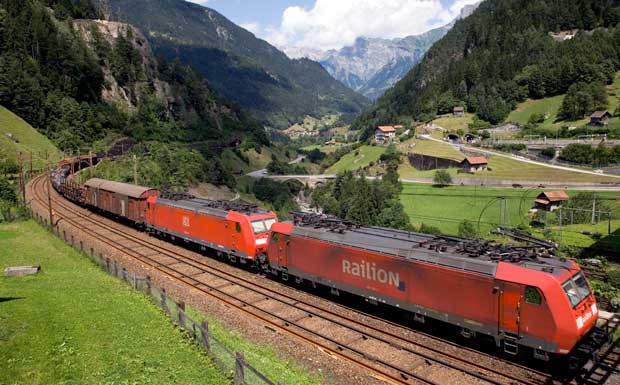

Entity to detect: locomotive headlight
[256,238,267,246]
[576,316,584,329]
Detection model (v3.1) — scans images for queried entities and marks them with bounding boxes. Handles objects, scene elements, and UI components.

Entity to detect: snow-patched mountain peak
[283,1,481,100]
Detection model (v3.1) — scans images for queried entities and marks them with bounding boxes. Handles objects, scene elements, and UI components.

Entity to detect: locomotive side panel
[147,202,253,258]
[281,234,499,334]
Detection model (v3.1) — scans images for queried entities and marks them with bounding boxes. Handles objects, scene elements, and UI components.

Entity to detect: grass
[396,138,619,183]
[300,144,344,154]
[507,72,620,130]
[0,221,230,385]
[432,113,475,132]
[326,145,385,174]
[0,106,62,167]
[0,220,324,385]
[397,137,463,161]
[399,183,620,245]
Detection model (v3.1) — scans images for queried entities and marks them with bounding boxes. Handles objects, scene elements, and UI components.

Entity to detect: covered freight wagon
[267,214,598,360]
[84,178,160,224]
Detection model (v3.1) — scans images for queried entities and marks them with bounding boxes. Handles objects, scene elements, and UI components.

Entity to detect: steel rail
[32,174,551,385]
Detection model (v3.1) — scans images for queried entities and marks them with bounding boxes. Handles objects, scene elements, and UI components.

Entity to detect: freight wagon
[84,178,160,224]
[266,215,599,360]
[147,196,277,261]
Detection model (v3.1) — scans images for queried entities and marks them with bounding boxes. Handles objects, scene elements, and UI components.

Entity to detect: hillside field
[432,113,475,132]
[400,183,620,249]
[507,72,620,130]
[0,106,62,167]
[397,138,619,183]
[326,145,385,174]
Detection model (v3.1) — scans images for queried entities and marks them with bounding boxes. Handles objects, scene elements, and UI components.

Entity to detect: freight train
[51,173,605,362]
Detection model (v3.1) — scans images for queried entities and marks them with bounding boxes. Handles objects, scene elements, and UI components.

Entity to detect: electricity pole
[47,164,54,230]
[18,152,25,207]
[133,155,138,185]
[591,195,597,224]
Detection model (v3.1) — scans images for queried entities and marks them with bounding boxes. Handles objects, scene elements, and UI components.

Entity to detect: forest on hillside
[0,0,268,189]
[354,0,620,139]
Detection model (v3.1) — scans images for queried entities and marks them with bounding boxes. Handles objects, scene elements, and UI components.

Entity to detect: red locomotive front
[147,196,277,260]
[267,214,599,360]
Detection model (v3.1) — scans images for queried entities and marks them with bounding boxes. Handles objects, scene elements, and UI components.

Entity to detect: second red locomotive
[266,213,599,360]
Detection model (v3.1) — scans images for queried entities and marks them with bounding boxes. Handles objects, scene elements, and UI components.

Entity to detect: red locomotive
[57,176,603,362]
[146,195,277,261]
[266,213,600,361]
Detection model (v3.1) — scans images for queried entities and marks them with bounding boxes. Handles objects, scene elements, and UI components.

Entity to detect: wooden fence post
[113,260,118,277]
[105,258,110,273]
[234,352,245,384]
[201,320,210,352]
[178,301,186,329]
[122,268,127,281]
[160,289,168,313]
[146,276,152,296]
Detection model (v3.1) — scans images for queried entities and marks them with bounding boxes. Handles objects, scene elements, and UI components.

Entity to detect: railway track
[30,174,558,385]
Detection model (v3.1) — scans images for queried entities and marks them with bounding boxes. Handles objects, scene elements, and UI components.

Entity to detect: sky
[185,0,480,51]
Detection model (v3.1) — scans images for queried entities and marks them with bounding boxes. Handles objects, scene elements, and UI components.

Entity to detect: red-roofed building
[459,156,488,173]
[535,191,569,211]
[375,126,397,143]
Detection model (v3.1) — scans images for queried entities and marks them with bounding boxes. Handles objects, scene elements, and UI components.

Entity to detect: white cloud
[240,22,261,35]
[264,0,480,51]
[185,0,208,5]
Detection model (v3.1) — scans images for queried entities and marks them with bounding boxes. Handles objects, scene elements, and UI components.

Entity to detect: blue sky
[187,0,479,50]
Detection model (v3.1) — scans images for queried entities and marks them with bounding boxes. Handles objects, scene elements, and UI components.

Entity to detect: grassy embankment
[0,221,322,385]
[400,183,620,250]
[507,72,620,130]
[432,113,475,132]
[396,137,619,183]
[326,145,385,174]
[0,106,62,167]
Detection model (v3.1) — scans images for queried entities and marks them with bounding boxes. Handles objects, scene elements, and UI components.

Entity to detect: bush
[418,223,442,235]
[458,220,478,239]
[608,270,620,288]
[433,170,452,186]
[540,147,556,158]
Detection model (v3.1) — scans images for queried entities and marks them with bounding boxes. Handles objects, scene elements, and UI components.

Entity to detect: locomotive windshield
[562,272,592,308]
[251,218,277,234]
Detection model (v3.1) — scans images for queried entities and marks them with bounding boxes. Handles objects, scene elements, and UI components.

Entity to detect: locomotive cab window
[563,272,592,308]
[271,233,279,242]
[251,218,277,234]
[525,286,542,305]
[235,222,241,233]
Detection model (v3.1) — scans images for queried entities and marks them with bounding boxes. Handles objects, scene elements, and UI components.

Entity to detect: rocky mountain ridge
[285,2,481,100]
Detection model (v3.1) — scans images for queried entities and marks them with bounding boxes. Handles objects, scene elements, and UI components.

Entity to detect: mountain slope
[354,0,620,139]
[101,0,369,129]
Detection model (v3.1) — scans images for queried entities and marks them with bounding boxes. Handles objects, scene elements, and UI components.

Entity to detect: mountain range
[353,0,620,139]
[100,0,369,129]
[284,2,480,100]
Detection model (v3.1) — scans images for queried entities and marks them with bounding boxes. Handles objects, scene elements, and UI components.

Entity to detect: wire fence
[31,214,282,385]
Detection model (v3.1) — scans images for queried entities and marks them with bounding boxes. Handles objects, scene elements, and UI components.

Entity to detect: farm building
[534,191,569,212]
[375,126,397,143]
[589,111,611,127]
[453,106,465,117]
[459,157,488,173]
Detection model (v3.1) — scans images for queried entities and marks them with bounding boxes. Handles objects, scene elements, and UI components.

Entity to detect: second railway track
[29,174,558,385]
